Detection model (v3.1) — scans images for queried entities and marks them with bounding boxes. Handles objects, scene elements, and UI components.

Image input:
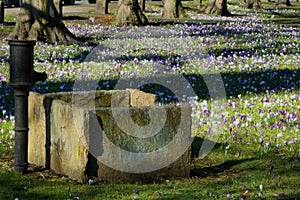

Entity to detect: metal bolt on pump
[9,40,47,174]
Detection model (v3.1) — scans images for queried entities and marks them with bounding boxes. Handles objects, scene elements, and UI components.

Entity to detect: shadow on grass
[190,137,254,177]
[184,67,300,100]
[87,68,300,102]
[0,21,15,26]
[208,43,299,57]
[0,170,102,199]
[0,171,48,199]
[62,15,88,20]
[1,18,299,111]
[47,47,298,101]
[191,136,222,158]
[190,158,255,178]
[1,63,299,117]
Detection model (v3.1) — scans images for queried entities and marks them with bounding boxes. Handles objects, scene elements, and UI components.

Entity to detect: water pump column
[9,40,47,174]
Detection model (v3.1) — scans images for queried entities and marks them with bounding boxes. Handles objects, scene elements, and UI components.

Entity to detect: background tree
[96,0,109,14]
[276,0,292,6]
[115,0,148,26]
[9,0,77,43]
[204,0,231,16]
[246,0,262,9]
[162,0,187,19]
[138,0,146,11]
[194,0,202,7]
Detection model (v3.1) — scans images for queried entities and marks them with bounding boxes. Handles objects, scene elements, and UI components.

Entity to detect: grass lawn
[0,0,300,199]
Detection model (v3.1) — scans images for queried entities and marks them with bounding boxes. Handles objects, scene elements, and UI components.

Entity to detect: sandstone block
[126,88,158,107]
[28,89,191,182]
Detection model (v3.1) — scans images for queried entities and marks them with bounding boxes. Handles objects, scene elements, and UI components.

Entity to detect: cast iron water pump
[9,40,47,173]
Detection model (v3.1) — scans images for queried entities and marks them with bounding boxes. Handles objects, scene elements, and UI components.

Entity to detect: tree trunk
[204,0,231,16]
[54,0,62,17]
[8,0,77,43]
[162,0,188,19]
[116,0,148,26]
[276,0,292,6]
[194,0,202,7]
[96,0,109,14]
[138,0,145,11]
[246,0,262,9]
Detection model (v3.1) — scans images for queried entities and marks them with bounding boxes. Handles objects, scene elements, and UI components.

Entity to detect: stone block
[91,106,191,181]
[126,88,158,107]
[28,92,47,167]
[28,89,191,182]
[49,100,89,181]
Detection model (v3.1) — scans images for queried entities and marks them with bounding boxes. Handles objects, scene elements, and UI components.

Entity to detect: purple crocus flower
[270,124,276,130]
[239,149,243,155]
[278,192,284,197]
[241,115,247,120]
[231,116,235,122]
[278,110,285,115]
[204,109,210,116]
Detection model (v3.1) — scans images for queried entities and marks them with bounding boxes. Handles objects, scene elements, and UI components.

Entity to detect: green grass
[0,119,14,155]
[0,25,14,32]
[0,109,299,199]
[0,144,299,199]
[0,13,16,23]
[1,2,300,200]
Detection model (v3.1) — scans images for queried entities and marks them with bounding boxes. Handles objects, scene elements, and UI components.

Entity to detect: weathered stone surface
[92,106,191,181]
[49,100,89,182]
[28,89,191,182]
[95,149,191,182]
[126,88,158,107]
[28,92,47,167]
[46,90,130,108]
[29,92,90,182]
